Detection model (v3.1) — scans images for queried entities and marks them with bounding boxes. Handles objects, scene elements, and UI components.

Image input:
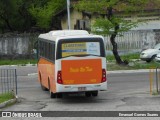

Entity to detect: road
[1,66,160,113]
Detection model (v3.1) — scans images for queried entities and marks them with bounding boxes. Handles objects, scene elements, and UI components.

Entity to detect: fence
[104,30,157,54]
[0,33,38,59]
[0,69,17,95]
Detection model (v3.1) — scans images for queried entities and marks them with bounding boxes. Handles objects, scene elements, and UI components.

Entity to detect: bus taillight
[101,69,107,82]
[57,71,63,84]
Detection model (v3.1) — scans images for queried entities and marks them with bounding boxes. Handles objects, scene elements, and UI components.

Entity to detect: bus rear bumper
[56,82,107,93]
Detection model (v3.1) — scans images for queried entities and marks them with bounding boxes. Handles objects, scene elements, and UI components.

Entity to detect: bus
[37,30,107,98]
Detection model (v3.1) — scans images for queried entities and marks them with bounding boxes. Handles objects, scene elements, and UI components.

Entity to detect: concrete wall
[0,30,160,59]
[0,33,38,59]
[105,30,160,55]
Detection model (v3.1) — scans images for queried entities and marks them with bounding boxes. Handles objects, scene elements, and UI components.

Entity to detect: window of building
[74,19,91,31]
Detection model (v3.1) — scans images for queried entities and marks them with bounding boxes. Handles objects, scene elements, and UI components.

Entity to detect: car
[155,53,160,62]
[140,43,160,62]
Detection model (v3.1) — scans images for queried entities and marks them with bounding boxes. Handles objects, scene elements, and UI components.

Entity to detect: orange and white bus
[38,30,107,98]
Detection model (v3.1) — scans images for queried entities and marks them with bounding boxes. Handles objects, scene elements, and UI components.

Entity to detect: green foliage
[107,61,160,71]
[0,0,34,32]
[75,0,160,63]
[0,0,18,31]
[0,92,15,104]
[0,59,37,65]
[92,18,138,35]
[0,0,159,33]
[107,53,140,61]
[152,91,159,95]
[76,0,152,35]
[75,0,108,14]
[29,0,66,29]
[76,0,150,13]
[0,0,66,32]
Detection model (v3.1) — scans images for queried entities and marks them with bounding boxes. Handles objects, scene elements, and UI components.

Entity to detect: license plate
[78,87,86,91]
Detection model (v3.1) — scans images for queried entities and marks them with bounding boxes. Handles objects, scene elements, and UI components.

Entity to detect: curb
[108,69,150,74]
[0,64,37,68]
[28,73,38,76]
[0,96,18,109]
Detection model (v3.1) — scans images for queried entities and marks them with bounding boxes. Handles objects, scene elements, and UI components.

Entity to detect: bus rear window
[56,38,105,59]
[62,42,100,57]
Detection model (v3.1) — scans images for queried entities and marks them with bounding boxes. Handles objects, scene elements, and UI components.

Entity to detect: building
[56,1,160,31]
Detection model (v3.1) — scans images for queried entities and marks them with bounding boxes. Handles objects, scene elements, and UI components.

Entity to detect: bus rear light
[101,69,107,82]
[57,71,63,84]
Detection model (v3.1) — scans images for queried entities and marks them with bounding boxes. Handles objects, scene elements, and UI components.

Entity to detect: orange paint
[62,59,102,85]
[38,58,56,93]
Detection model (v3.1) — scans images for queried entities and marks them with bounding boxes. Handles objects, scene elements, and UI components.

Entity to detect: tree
[0,0,66,33]
[29,0,66,30]
[0,0,18,32]
[75,0,159,65]
[0,0,34,32]
[16,0,35,32]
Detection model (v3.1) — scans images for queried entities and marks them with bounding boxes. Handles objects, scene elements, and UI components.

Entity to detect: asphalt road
[1,66,160,113]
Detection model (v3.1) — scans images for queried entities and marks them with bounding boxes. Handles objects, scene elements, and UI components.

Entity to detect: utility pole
[67,0,71,30]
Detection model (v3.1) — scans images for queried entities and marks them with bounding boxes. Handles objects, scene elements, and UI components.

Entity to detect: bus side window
[39,40,44,57]
[45,42,55,62]
[41,41,45,57]
[50,43,55,62]
[48,43,52,60]
[46,42,49,59]
[44,42,48,58]
[38,40,55,62]
[38,41,41,57]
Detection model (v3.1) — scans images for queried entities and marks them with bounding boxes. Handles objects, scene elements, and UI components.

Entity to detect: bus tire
[50,91,56,98]
[57,93,63,98]
[39,73,48,91]
[41,84,48,91]
[85,92,91,97]
[92,91,98,97]
[48,80,56,98]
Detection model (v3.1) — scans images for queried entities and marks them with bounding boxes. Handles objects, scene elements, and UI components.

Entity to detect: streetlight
[67,0,71,30]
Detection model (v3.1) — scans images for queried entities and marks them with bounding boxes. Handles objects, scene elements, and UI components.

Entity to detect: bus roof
[38,30,103,41]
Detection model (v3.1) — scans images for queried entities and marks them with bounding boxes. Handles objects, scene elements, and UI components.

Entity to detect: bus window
[56,38,105,59]
[38,40,55,62]
[61,42,101,57]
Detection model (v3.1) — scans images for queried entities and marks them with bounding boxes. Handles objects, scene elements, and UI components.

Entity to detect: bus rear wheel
[48,80,56,98]
[50,91,56,98]
[41,84,48,91]
[39,73,48,91]
[92,91,98,97]
[57,93,63,98]
[85,92,91,97]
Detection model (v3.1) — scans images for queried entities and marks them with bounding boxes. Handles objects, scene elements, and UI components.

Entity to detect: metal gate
[0,69,17,95]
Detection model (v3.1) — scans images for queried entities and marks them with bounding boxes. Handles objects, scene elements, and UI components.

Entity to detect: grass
[0,59,37,65]
[152,91,159,96]
[0,53,160,71]
[106,53,160,71]
[0,54,139,66]
[107,61,160,71]
[0,92,15,104]
[107,53,140,62]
